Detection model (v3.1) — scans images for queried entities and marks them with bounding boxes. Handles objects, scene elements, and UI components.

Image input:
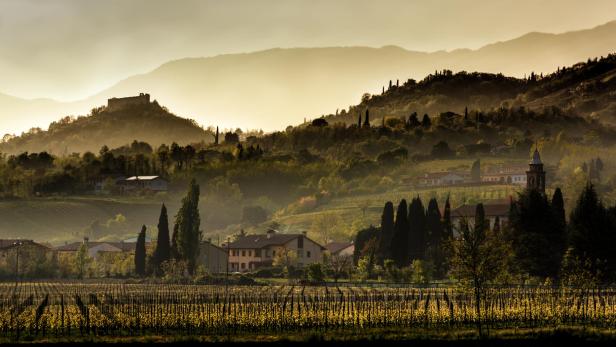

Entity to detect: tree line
[354,184,616,284]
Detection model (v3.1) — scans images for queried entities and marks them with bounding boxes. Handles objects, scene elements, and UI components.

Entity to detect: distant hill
[2,21,616,134]
[0,101,213,155]
[323,53,616,127]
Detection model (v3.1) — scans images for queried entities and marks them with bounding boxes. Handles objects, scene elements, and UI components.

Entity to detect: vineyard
[1,282,616,341]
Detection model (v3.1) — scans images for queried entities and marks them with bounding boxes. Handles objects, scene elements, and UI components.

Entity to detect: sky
[1,0,616,101]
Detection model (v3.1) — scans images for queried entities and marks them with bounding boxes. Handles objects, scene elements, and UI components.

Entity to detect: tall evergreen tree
[421,114,431,128]
[471,159,481,182]
[474,203,487,237]
[442,195,453,240]
[568,183,616,281]
[390,199,409,267]
[174,179,202,275]
[377,201,395,262]
[135,225,146,276]
[426,198,443,247]
[215,126,219,145]
[152,203,171,274]
[426,198,446,277]
[509,189,562,278]
[357,113,362,128]
[408,197,427,261]
[364,109,371,128]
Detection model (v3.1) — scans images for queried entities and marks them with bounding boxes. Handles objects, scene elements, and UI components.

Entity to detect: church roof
[530,148,542,165]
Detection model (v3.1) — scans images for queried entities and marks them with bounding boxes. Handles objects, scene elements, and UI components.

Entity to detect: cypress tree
[509,189,561,278]
[135,225,147,276]
[152,203,170,274]
[568,183,616,281]
[215,126,219,145]
[408,197,427,261]
[174,178,202,275]
[358,113,362,128]
[426,198,446,277]
[442,195,453,240]
[426,198,443,247]
[364,109,371,128]
[474,203,486,237]
[552,188,566,231]
[378,201,395,262]
[390,199,409,267]
[422,114,431,128]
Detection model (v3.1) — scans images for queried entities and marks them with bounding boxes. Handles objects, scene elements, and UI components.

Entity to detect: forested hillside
[323,53,616,127]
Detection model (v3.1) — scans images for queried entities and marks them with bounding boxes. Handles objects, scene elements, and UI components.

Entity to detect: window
[248,250,252,257]
[273,250,276,257]
[241,263,246,269]
[255,249,262,257]
[307,251,311,258]
[297,236,304,249]
[242,250,246,257]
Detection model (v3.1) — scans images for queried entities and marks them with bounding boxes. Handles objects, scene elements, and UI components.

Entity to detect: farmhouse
[224,229,325,272]
[55,238,140,260]
[119,176,168,192]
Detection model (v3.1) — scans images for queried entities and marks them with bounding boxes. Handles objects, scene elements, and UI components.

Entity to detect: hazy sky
[1,0,616,100]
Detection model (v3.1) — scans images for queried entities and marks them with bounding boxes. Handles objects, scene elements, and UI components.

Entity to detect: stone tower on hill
[526,147,546,194]
[107,93,151,112]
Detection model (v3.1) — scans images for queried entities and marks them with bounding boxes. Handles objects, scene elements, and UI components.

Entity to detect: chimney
[267,229,275,239]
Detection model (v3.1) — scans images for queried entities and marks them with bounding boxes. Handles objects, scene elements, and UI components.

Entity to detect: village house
[481,163,528,186]
[224,229,325,272]
[324,242,355,257]
[416,172,468,187]
[198,240,228,274]
[119,176,168,192]
[55,238,140,260]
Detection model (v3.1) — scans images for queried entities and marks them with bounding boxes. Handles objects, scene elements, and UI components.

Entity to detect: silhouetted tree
[364,109,371,128]
[378,201,395,262]
[152,204,170,275]
[173,179,201,275]
[408,197,427,261]
[390,199,409,267]
[135,225,146,276]
[422,114,431,128]
[568,183,616,282]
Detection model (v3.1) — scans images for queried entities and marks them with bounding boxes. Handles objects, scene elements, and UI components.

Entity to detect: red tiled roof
[227,232,325,250]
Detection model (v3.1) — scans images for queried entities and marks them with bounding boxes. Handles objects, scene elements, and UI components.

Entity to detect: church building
[526,147,546,194]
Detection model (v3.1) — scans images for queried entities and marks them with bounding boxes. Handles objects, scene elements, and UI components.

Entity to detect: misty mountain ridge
[2,20,616,135]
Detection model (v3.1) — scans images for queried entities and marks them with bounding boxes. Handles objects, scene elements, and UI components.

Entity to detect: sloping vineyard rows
[1,283,616,339]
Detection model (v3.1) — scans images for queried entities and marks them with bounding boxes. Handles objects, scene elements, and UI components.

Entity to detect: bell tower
[526,146,546,194]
